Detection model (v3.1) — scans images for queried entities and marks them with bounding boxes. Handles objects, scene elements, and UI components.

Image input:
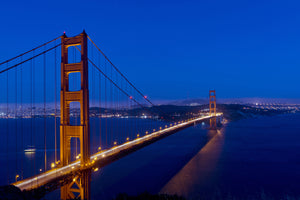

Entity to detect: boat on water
[24,146,36,152]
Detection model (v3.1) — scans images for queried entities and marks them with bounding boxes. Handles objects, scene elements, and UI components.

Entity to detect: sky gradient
[1,0,300,100]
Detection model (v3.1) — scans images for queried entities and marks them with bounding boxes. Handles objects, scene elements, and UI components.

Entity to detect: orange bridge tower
[209,90,217,129]
[60,31,90,200]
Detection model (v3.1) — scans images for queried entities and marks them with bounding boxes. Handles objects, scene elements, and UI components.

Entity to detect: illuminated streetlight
[76,154,81,160]
[15,175,19,182]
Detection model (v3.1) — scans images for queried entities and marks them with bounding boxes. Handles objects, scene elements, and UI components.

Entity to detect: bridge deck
[13,114,222,191]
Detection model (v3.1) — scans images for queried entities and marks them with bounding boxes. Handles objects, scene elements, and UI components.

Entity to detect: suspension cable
[0,36,60,67]
[0,43,62,74]
[88,59,156,116]
[87,35,167,118]
[87,36,156,107]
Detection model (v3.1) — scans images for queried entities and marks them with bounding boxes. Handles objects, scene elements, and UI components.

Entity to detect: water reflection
[160,128,225,199]
[24,151,35,159]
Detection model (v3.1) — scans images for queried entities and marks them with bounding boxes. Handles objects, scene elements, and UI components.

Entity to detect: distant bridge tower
[209,90,217,129]
[60,31,90,200]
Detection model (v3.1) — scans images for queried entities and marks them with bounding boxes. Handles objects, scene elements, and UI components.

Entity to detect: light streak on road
[13,113,222,191]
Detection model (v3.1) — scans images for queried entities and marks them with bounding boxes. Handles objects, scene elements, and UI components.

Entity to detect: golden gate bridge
[0,31,221,199]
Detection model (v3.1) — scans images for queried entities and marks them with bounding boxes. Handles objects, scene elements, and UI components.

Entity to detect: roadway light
[15,175,19,182]
[51,163,55,168]
[94,168,99,172]
[145,131,148,134]
[127,137,130,141]
[98,147,101,151]
[137,134,139,137]
[39,169,42,172]
[114,141,117,145]
[76,154,81,160]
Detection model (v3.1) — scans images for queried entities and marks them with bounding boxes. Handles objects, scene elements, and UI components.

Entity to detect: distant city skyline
[1,0,300,100]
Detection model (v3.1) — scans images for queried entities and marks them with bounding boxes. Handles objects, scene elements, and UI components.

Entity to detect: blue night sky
[1,0,300,100]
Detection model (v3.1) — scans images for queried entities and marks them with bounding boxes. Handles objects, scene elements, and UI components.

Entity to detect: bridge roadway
[13,114,222,191]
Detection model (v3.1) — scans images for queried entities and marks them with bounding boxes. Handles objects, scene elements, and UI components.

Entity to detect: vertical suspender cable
[110,65,113,145]
[33,50,36,175]
[30,56,33,180]
[44,50,47,171]
[15,59,18,177]
[98,52,101,150]
[6,63,9,184]
[20,56,23,179]
[105,60,107,148]
[54,42,57,163]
